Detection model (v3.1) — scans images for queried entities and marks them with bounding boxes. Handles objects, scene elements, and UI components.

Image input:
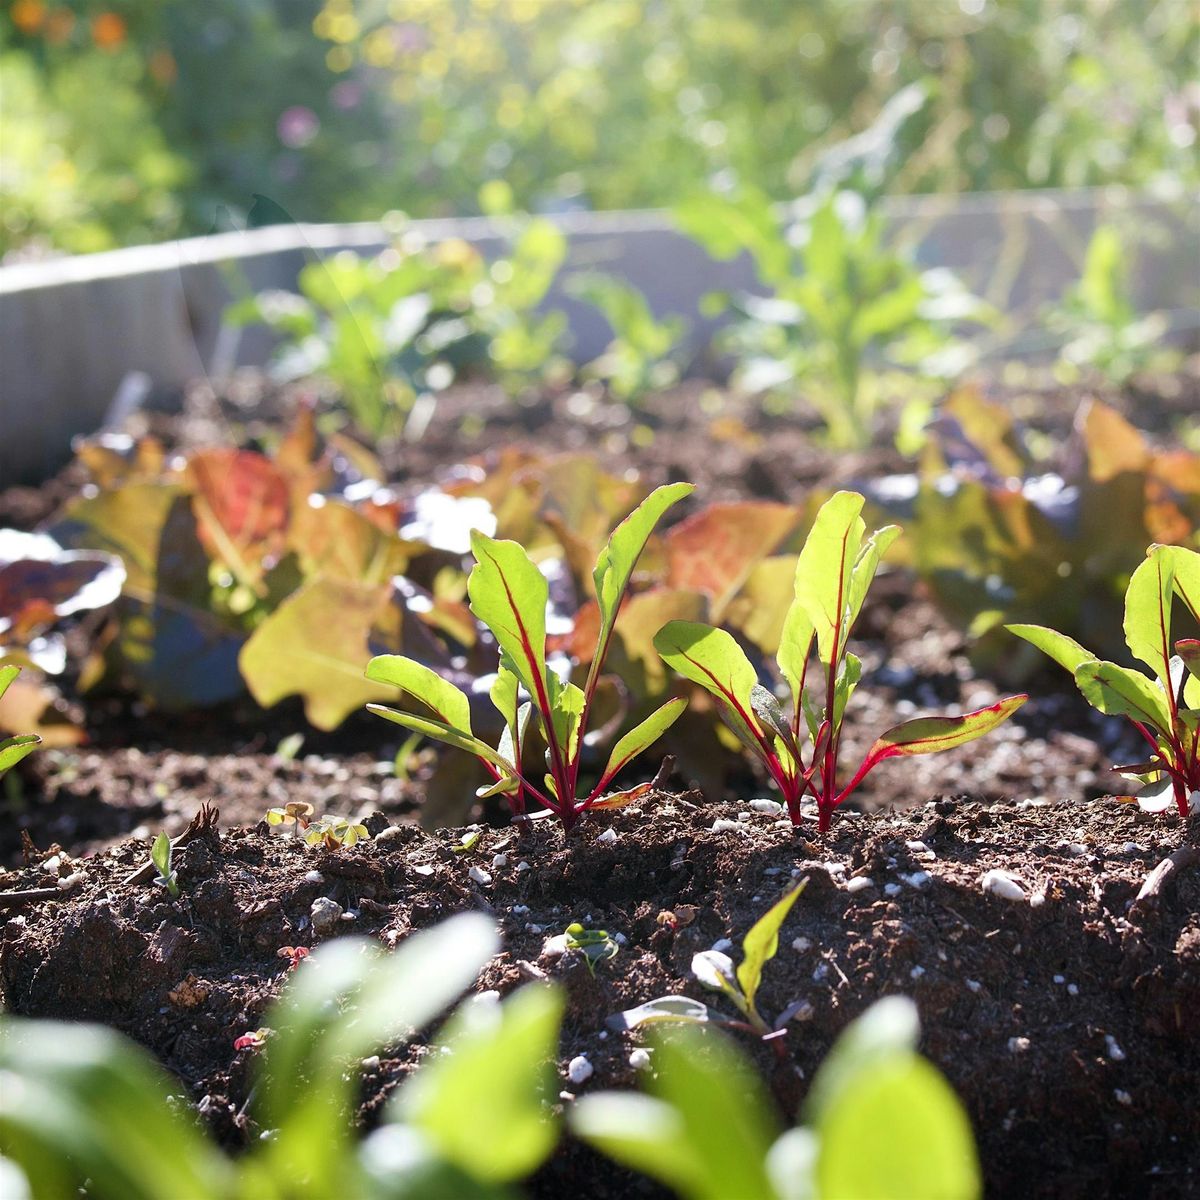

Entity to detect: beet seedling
[367,483,693,833]
[150,832,180,899]
[1009,543,1200,817]
[609,881,806,1037]
[303,816,369,850]
[266,801,315,838]
[0,666,40,779]
[655,491,1027,831]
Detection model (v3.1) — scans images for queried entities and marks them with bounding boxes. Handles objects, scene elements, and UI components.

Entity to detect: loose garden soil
[1,367,1198,1197]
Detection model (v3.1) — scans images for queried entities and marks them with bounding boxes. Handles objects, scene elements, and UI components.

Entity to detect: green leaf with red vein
[365,655,473,733]
[653,621,765,753]
[1075,661,1172,733]
[1006,624,1094,676]
[1123,547,1175,687]
[857,695,1028,778]
[366,704,517,774]
[468,531,549,708]
[596,697,687,792]
[794,491,866,668]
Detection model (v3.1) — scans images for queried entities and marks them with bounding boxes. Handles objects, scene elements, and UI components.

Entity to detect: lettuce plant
[0,666,39,778]
[655,491,1027,831]
[367,483,693,831]
[1009,542,1200,817]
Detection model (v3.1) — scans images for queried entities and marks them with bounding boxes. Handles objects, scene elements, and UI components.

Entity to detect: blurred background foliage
[2,0,1197,259]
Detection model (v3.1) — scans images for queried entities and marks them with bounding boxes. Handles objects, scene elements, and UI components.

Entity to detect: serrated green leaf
[467,532,549,712]
[394,985,564,1183]
[1124,548,1175,686]
[1075,661,1172,732]
[365,656,473,733]
[1005,624,1095,676]
[795,492,867,668]
[653,621,765,754]
[596,697,687,792]
[737,881,807,1016]
[367,705,515,774]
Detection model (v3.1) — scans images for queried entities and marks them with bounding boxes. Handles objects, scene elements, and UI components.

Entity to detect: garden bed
[1,368,1198,1197]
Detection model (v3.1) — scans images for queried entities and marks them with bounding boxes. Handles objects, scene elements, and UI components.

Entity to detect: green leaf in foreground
[394,985,564,1183]
[571,1025,779,1200]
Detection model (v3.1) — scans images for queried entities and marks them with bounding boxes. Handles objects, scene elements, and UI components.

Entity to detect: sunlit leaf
[366,655,473,732]
[1075,660,1172,732]
[596,697,687,791]
[240,577,394,729]
[736,880,806,1015]
[794,491,866,668]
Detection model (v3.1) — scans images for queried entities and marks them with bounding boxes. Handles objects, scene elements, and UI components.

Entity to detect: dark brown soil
[2,366,1199,1196]
[3,796,1197,1198]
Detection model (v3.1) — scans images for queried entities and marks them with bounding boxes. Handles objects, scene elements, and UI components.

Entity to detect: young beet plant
[366,483,694,832]
[1009,543,1200,817]
[655,491,1027,832]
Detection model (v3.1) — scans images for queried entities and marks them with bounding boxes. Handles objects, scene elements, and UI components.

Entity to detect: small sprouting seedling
[275,946,310,972]
[0,666,40,780]
[303,816,369,850]
[366,483,694,834]
[563,923,619,975]
[266,801,315,838]
[149,832,180,899]
[1009,543,1200,818]
[610,881,806,1038]
[655,491,1028,831]
[233,1028,272,1053]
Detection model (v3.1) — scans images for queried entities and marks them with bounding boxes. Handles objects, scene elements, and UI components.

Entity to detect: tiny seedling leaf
[736,879,807,1015]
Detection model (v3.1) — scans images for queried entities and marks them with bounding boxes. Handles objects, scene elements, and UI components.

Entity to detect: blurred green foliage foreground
[2,0,1197,258]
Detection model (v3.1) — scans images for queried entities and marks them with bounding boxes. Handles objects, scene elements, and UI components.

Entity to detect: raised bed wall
[0,187,1196,485]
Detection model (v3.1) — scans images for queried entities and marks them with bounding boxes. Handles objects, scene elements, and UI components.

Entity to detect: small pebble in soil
[303,870,324,884]
[711,938,733,952]
[57,872,84,891]
[791,936,812,953]
[776,999,815,1025]
[711,818,743,833]
[1053,975,1066,984]
[966,979,982,993]
[844,876,874,894]
[980,869,1027,902]
[596,829,618,844]
[1105,1035,1126,1062]
[1008,1037,1031,1054]
[512,904,530,915]
[491,853,508,868]
[310,896,343,938]
[884,883,903,898]
[910,966,925,980]
[361,1056,381,1071]
[516,861,532,873]
[375,826,405,845]
[1114,1089,1133,1106]
[629,1049,652,1070]
[566,1055,593,1085]
[469,865,492,886]
[412,864,435,876]
[1067,983,1079,996]
[902,870,932,889]
[749,799,783,816]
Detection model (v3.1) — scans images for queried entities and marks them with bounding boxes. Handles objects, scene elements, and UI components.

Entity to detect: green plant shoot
[572,995,981,1200]
[149,832,180,899]
[655,491,1027,831]
[1009,542,1200,818]
[610,881,806,1037]
[0,666,40,779]
[366,483,693,833]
